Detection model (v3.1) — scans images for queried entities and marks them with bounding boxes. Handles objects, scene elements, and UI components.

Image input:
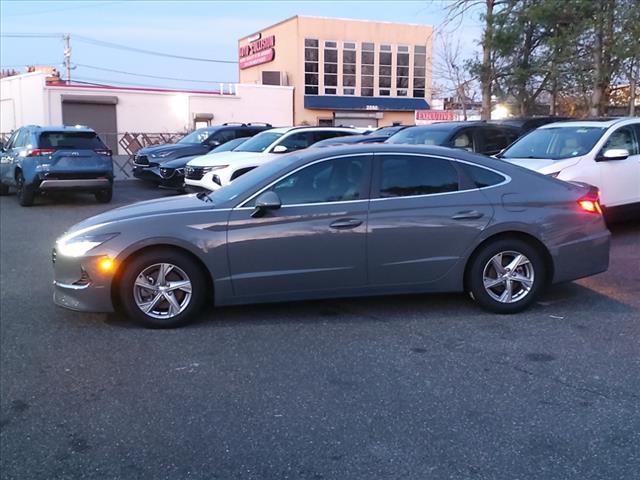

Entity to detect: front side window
[276,131,316,152]
[500,127,606,160]
[378,155,458,198]
[451,130,474,151]
[209,130,236,144]
[234,132,283,153]
[270,156,368,205]
[479,128,510,154]
[602,126,639,155]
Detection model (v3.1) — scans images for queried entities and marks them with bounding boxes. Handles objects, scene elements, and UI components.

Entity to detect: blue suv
[0,125,114,206]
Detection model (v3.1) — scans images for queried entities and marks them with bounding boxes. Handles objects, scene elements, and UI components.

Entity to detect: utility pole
[63,34,71,83]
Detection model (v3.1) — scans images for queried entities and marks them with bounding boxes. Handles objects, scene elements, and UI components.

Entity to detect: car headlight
[547,171,561,178]
[152,151,173,158]
[202,165,228,172]
[56,231,119,257]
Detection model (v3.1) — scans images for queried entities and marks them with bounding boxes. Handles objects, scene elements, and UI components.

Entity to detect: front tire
[16,172,35,206]
[117,248,208,328]
[95,188,113,203]
[467,238,547,314]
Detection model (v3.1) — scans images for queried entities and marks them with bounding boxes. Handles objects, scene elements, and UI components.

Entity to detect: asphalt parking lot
[1,181,639,480]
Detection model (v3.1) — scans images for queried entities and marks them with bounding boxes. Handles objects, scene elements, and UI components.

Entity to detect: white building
[0,71,294,154]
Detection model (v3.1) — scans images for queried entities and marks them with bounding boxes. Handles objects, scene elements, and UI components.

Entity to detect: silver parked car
[52,144,610,328]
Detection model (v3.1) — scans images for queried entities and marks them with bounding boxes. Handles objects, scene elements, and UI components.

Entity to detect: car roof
[539,117,635,129]
[266,126,359,134]
[26,125,96,133]
[403,121,517,131]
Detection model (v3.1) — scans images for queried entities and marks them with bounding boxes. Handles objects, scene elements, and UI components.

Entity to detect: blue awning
[304,95,429,111]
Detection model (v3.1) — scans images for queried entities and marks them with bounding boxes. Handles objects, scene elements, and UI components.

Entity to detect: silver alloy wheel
[482,250,535,304]
[133,263,192,319]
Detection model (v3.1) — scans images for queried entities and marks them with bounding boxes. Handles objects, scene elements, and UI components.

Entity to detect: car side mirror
[597,148,629,161]
[251,191,282,218]
[207,140,221,148]
[272,145,288,153]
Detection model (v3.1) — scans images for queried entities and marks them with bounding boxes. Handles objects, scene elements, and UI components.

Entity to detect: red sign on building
[239,35,276,70]
[415,110,454,122]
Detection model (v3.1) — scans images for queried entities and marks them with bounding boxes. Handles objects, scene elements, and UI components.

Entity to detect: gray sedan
[52,145,610,328]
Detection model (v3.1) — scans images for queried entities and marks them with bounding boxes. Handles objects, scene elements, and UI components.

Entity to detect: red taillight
[28,148,56,157]
[95,148,112,156]
[577,193,603,215]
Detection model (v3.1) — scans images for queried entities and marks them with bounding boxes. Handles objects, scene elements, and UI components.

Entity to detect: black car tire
[0,183,9,196]
[118,248,208,328]
[95,188,113,203]
[467,238,546,314]
[16,172,35,207]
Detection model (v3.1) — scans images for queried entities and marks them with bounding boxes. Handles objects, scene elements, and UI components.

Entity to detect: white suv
[184,126,357,191]
[499,117,640,213]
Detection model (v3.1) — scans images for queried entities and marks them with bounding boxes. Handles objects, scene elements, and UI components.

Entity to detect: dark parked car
[133,123,271,185]
[312,125,410,148]
[157,137,250,190]
[0,125,113,206]
[53,144,609,328]
[386,122,521,156]
[494,116,572,134]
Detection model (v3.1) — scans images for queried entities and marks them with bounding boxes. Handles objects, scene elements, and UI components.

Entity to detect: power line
[1,33,238,64]
[73,35,238,64]
[74,63,234,84]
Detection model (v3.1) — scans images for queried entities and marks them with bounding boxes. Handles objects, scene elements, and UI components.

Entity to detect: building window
[413,45,427,98]
[343,41,356,95]
[396,46,410,97]
[361,42,375,96]
[324,40,338,95]
[379,47,392,96]
[304,39,319,94]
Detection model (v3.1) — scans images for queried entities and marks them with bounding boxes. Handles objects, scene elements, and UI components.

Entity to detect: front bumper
[132,165,162,183]
[158,168,186,189]
[52,249,115,313]
[184,171,222,192]
[551,229,611,283]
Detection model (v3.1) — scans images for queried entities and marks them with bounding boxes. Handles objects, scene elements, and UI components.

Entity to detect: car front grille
[160,167,174,178]
[134,155,149,166]
[185,166,205,180]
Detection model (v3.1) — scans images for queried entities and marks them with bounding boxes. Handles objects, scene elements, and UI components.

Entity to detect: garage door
[62,97,118,152]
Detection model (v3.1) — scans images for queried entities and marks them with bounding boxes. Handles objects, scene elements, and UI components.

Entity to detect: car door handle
[330,218,363,229]
[451,210,484,220]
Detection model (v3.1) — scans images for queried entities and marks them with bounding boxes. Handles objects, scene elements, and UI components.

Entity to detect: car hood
[500,156,582,174]
[187,150,277,167]
[69,194,213,233]
[161,155,199,168]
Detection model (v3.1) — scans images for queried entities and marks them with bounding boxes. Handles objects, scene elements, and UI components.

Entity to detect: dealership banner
[239,35,276,69]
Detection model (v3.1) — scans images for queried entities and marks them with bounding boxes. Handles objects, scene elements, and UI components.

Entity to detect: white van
[499,118,640,214]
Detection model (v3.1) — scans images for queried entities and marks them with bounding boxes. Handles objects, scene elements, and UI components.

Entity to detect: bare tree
[433,32,477,120]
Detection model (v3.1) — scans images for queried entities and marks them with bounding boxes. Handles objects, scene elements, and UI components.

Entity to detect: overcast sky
[0,0,483,90]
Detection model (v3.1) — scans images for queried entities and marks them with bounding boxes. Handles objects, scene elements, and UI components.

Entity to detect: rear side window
[378,155,458,198]
[278,131,316,151]
[464,164,506,188]
[39,132,106,149]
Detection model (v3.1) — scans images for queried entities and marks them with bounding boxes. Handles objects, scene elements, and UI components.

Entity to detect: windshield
[501,126,606,160]
[207,137,248,154]
[234,132,283,152]
[385,127,451,145]
[207,155,298,204]
[178,128,213,144]
[375,126,403,137]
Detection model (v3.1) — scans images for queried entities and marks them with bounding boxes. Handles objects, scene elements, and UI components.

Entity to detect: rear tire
[467,238,547,314]
[16,172,35,206]
[117,248,208,328]
[95,188,113,203]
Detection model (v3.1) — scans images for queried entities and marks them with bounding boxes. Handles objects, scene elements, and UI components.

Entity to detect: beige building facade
[238,16,433,127]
